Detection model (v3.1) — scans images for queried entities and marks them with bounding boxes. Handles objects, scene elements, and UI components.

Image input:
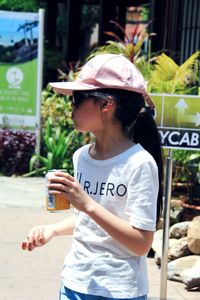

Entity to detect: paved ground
[0,176,199,300]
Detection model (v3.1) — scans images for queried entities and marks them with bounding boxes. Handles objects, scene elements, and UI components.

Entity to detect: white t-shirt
[62,143,159,298]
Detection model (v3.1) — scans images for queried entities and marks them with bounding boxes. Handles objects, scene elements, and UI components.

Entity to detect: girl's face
[71,92,104,133]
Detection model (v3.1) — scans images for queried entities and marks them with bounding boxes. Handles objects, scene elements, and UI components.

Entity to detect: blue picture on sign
[0,11,38,64]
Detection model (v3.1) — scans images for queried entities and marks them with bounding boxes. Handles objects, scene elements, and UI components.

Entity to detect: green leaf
[29,155,49,171]
[188,153,200,161]
[47,152,53,169]
[45,136,54,151]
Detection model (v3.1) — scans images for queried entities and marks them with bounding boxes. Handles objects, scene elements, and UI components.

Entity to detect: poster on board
[0,10,43,132]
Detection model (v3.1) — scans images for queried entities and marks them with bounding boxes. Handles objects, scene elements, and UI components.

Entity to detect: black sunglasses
[72,91,96,108]
[72,90,110,108]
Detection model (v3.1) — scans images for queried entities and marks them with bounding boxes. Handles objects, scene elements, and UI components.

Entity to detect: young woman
[22,54,163,300]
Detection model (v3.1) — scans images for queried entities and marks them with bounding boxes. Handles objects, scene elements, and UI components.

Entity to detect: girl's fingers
[47,173,78,200]
[37,228,45,246]
[54,171,75,180]
[32,228,44,246]
[28,241,35,251]
[21,240,28,250]
[21,227,44,251]
[48,182,68,193]
[21,237,34,251]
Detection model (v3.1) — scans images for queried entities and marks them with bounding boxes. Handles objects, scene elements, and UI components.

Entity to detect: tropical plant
[41,84,73,130]
[87,20,155,64]
[148,51,200,94]
[24,119,76,176]
[172,150,194,183]
[170,149,200,202]
[24,116,92,177]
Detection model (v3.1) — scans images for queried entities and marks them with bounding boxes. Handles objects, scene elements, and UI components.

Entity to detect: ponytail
[133,108,163,224]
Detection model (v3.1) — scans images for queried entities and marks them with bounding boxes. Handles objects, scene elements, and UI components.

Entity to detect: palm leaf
[149,51,200,94]
[153,53,179,81]
[174,50,200,85]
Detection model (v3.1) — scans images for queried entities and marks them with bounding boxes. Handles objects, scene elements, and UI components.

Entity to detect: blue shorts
[59,285,147,300]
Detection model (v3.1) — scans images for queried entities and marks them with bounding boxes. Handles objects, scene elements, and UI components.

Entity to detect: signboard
[151,94,200,150]
[0,10,44,132]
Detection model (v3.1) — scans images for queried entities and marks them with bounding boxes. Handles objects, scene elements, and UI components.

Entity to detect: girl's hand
[21,224,55,251]
[48,171,94,212]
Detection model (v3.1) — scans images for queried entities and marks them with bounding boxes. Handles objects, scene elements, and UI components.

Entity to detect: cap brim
[49,82,98,95]
[49,82,147,96]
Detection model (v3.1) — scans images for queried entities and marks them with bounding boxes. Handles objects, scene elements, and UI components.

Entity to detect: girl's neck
[89,133,135,160]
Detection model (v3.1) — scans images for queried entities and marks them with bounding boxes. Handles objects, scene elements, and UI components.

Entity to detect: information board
[151,94,200,150]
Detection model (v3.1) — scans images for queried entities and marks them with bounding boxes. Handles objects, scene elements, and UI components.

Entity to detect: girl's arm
[21,214,75,251]
[85,201,154,256]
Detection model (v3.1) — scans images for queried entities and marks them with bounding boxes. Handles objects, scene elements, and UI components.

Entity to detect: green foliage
[24,119,76,176]
[0,0,39,11]
[172,150,194,165]
[25,127,91,177]
[172,150,193,183]
[140,7,149,21]
[134,55,155,82]
[171,148,200,185]
[148,51,200,94]
[41,84,73,130]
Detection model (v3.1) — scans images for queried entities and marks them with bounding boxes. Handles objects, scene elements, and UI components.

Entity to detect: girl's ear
[101,100,108,108]
[101,97,114,111]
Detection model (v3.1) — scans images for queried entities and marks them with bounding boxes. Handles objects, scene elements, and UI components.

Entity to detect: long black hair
[80,88,163,223]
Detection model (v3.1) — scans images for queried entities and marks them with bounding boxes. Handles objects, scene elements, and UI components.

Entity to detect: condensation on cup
[46,169,71,211]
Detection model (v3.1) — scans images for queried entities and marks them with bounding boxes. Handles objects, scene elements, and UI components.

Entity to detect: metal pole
[160,148,173,300]
[35,8,45,156]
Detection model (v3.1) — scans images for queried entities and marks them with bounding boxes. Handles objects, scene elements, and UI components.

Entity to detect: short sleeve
[125,161,159,231]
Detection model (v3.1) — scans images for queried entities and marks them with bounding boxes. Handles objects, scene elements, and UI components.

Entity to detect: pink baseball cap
[50,54,154,108]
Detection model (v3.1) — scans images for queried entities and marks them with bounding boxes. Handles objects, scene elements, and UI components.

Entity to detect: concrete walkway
[0,176,199,300]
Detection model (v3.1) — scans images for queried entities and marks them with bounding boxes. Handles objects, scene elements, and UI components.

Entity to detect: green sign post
[151,94,200,150]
